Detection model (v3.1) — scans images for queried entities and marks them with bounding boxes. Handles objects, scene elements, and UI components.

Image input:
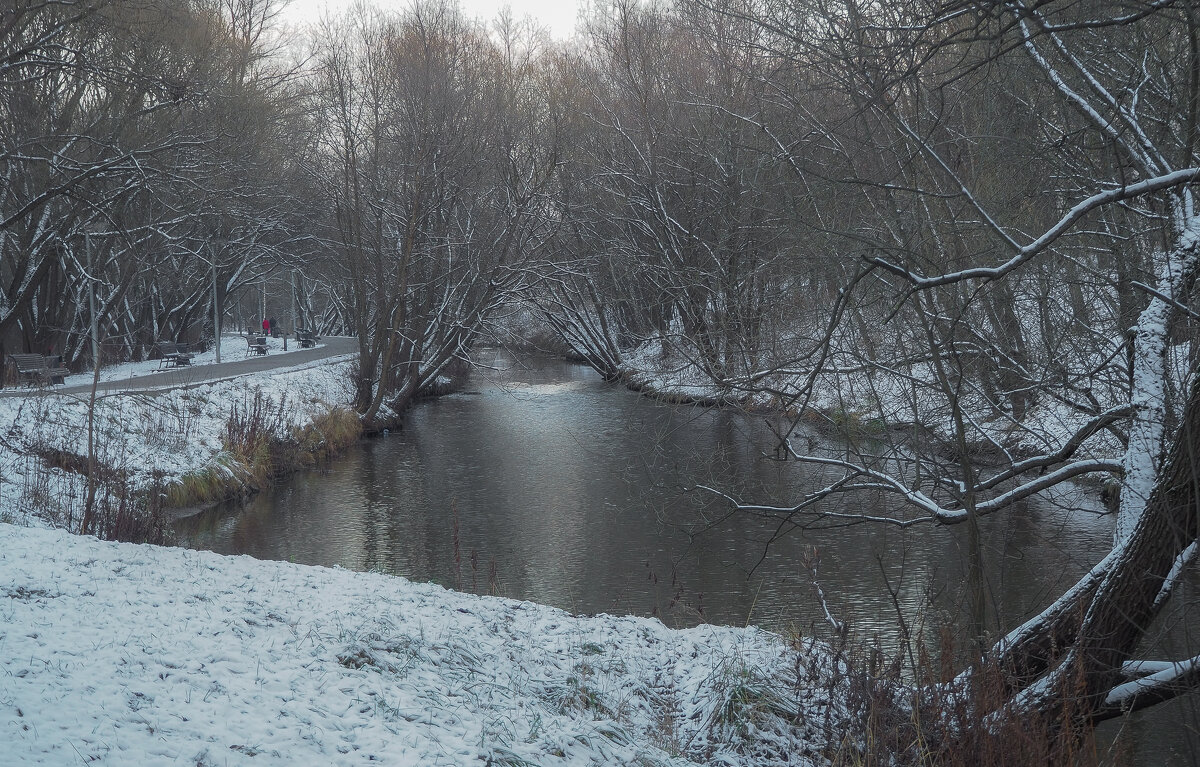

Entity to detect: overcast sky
[281,0,585,39]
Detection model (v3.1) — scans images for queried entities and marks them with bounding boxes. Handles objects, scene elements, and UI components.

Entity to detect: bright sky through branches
[283,0,584,39]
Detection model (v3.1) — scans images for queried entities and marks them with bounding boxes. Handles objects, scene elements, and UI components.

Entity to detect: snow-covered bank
[0,339,360,531]
[617,339,1126,461]
[0,524,843,766]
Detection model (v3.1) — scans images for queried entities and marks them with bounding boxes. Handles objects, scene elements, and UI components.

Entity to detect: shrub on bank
[165,399,363,509]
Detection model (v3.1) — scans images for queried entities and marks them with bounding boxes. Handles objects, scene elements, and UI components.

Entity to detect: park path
[3,337,358,397]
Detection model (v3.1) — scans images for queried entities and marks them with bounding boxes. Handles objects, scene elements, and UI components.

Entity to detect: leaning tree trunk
[994,367,1200,732]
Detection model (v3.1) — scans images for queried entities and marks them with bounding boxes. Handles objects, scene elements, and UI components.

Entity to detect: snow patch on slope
[0,524,844,766]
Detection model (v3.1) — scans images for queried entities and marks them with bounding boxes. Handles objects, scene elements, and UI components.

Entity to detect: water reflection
[180,351,1114,641]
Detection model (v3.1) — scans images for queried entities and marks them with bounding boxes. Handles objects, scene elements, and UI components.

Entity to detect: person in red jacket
[262,317,270,336]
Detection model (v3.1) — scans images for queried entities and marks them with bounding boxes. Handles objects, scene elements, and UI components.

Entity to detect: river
[176,349,1198,763]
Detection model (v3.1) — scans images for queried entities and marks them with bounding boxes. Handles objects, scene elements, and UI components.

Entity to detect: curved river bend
[177,350,1197,763]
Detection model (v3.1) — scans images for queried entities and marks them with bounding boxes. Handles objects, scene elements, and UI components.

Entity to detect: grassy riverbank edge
[162,402,365,508]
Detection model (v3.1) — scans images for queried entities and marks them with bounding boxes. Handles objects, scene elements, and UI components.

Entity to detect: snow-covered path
[0,525,835,766]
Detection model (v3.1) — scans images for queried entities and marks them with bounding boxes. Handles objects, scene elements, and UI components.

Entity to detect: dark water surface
[177,350,1198,763]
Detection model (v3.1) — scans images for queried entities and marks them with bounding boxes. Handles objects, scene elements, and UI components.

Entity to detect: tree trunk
[995,370,1200,731]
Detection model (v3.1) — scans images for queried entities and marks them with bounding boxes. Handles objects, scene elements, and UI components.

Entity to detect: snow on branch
[971,406,1131,492]
[1153,541,1198,613]
[709,395,1123,530]
[1100,653,1200,719]
[867,168,1200,289]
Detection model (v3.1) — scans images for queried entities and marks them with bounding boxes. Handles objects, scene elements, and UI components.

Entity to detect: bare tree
[535,0,807,385]
[309,1,557,426]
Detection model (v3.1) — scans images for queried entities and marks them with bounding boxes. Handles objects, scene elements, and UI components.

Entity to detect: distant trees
[1,0,562,418]
[534,0,809,382]
[0,0,307,368]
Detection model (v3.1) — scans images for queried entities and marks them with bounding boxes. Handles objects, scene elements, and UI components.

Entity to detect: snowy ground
[0,336,358,529]
[0,524,842,766]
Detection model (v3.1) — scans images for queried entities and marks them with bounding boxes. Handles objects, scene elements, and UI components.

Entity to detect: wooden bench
[9,354,69,386]
[155,341,193,368]
[295,330,316,349]
[245,336,268,357]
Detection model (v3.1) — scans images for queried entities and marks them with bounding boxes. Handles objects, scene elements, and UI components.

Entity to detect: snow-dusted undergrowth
[0,524,844,766]
[619,336,1130,460]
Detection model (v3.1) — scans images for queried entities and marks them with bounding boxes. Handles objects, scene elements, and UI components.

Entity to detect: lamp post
[82,225,102,536]
[86,231,98,365]
[291,268,297,346]
[211,240,221,365]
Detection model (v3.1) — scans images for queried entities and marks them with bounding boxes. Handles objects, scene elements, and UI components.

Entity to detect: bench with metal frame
[9,354,69,386]
[295,330,317,349]
[245,335,268,357]
[155,341,194,368]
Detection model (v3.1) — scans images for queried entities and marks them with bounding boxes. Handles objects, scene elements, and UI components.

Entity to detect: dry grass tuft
[163,398,363,509]
[828,633,1104,767]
